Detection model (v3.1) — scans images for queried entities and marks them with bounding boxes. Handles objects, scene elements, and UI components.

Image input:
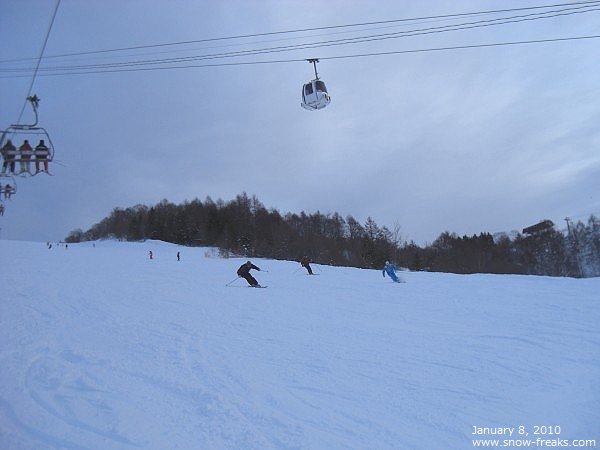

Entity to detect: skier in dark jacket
[237,261,261,287]
[1,139,17,173]
[300,256,313,275]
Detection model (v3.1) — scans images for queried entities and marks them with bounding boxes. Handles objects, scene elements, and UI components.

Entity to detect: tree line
[65,192,600,278]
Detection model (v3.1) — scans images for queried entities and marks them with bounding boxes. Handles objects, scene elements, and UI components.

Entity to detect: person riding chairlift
[34,139,49,173]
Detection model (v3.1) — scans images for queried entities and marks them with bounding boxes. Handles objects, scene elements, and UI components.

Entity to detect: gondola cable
[2,0,598,65]
[6,34,597,77]
[2,2,599,77]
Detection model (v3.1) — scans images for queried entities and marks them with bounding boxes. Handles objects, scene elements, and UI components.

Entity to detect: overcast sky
[1,0,599,245]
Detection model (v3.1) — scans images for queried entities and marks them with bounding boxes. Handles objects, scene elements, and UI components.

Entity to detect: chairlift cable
[14,0,61,125]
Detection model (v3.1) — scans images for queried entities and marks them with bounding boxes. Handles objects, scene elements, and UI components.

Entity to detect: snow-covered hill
[0,240,598,449]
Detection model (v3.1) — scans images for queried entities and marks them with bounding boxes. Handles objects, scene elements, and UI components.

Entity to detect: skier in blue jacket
[382,261,400,282]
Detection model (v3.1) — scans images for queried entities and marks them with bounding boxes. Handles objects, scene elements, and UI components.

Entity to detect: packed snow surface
[0,239,598,449]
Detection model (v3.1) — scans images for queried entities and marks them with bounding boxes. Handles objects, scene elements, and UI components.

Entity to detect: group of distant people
[238,258,402,287]
[148,250,180,261]
[237,256,321,287]
[1,139,50,175]
[46,241,68,249]
[147,251,402,287]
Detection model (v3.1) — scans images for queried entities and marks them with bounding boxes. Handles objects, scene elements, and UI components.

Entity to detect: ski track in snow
[0,240,598,449]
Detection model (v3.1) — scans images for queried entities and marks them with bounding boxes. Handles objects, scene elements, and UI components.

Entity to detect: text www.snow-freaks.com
[472,438,596,447]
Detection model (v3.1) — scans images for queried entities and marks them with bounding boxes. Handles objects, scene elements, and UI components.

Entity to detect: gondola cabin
[301,79,331,110]
[300,58,331,111]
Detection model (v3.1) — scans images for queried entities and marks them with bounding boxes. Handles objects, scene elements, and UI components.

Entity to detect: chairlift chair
[301,59,331,111]
[0,95,54,177]
[0,174,17,199]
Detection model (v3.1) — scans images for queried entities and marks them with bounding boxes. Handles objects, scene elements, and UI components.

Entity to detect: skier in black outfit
[300,256,313,275]
[237,261,262,287]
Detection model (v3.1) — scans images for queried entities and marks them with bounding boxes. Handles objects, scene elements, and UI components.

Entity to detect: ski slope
[0,239,598,449]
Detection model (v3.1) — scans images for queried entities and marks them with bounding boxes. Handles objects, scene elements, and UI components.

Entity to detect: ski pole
[226,276,241,286]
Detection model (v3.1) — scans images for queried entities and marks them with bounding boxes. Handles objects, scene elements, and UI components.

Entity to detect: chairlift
[0,95,54,177]
[0,173,17,200]
[301,59,331,111]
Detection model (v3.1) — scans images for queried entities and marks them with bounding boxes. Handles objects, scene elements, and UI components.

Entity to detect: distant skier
[300,256,313,275]
[177,251,180,261]
[149,250,153,260]
[237,261,262,287]
[382,261,400,282]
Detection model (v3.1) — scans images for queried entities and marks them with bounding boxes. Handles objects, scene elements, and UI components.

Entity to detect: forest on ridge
[65,192,600,278]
